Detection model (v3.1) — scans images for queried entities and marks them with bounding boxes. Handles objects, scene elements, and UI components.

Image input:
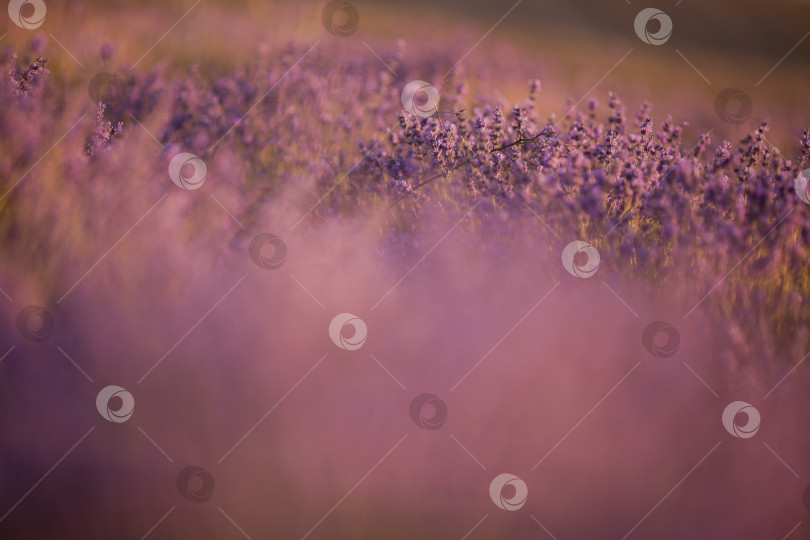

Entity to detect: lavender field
[1,0,810,538]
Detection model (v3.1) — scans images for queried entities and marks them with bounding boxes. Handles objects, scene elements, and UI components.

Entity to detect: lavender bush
[1,24,809,539]
[2,40,808,369]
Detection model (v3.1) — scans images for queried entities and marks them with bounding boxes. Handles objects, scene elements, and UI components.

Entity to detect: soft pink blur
[1,188,807,539]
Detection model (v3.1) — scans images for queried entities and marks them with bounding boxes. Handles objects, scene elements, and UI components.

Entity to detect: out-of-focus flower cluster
[361,83,810,364]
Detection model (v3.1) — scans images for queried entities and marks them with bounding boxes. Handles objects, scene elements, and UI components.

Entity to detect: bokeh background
[6,0,809,141]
